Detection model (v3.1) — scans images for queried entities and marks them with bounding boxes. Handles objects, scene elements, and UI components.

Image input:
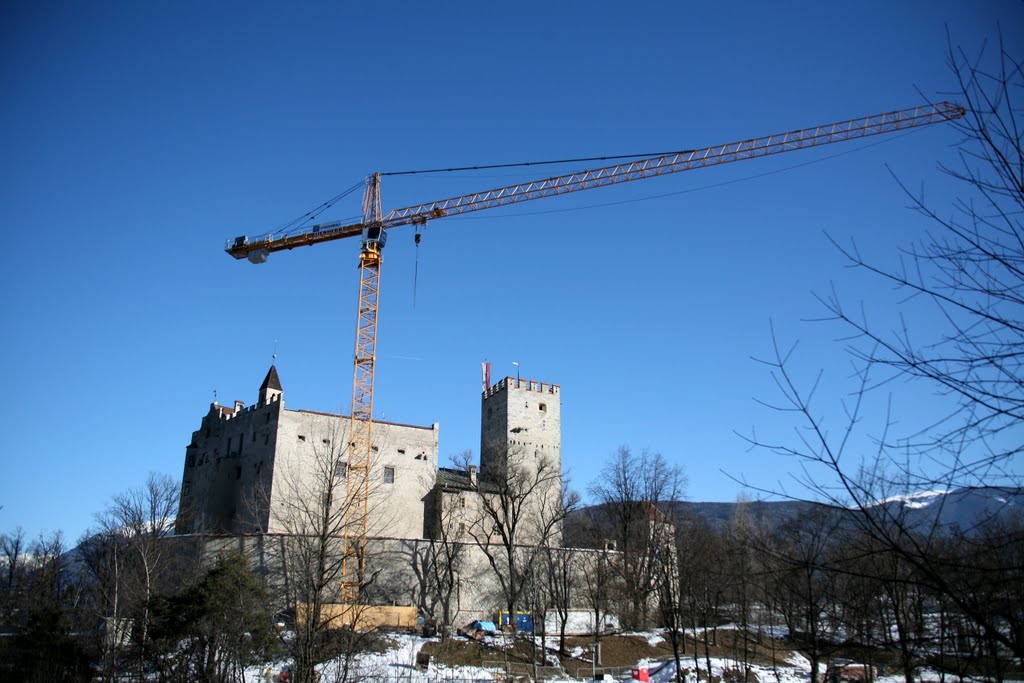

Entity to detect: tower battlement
[483,376,559,399]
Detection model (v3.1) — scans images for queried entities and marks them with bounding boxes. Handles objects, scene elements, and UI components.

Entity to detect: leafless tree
[0,531,90,681]
[676,515,723,681]
[759,506,845,683]
[258,420,399,683]
[414,464,469,641]
[542,543,577,656]
[588,446,686,629]
[745,36,1024,665]
[0,527,25,627]
[96,472,180,660]
[577,537,616,667]
[456,445,576,636]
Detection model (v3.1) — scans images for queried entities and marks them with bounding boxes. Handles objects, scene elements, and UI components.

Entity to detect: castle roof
[260,365,282,392]
[437,467,500,493]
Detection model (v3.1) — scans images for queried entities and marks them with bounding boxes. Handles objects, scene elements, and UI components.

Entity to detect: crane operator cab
[361,225,387,254]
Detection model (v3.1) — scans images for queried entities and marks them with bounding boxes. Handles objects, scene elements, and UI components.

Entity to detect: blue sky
[2,2,1022,543]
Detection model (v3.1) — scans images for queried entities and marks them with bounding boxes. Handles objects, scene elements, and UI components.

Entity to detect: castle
[174,365,563,623]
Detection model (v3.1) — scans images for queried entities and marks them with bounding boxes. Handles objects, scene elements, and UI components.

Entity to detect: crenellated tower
[480,376,561,497]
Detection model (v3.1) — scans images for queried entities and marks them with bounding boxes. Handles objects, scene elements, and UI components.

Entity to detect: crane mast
[338,173,385,604]
[225,101,964,613]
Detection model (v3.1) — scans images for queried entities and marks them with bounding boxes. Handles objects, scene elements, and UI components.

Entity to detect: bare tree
[588,446,686,629]
[542,543,577,656]
[457,445,576,635]
[745,36,1024,665]
[415,466,469,641]
[577,536,616,668]
[0,531,90,681]
[677,515,727,681]
[259,420,399,683]
[759,507,844,683]
[0,527,25,630]
[96,472,180,661]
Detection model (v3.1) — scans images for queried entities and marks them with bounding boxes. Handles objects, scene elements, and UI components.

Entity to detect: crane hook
[413,229,422,307]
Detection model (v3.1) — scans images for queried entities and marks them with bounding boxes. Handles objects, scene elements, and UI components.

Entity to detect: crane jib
[225,101,963,261]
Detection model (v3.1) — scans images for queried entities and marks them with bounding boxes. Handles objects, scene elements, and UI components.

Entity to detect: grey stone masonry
[480,376,561,483]
[176,367,439,539]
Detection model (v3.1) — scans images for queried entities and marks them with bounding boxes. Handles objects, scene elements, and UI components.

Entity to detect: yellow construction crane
[225,101,963,607]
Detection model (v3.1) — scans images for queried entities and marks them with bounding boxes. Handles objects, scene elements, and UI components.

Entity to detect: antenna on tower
[213,388,218,405]
[272,339,278,364]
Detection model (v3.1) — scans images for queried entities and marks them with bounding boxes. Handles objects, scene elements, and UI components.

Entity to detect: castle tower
[259,365,283,405]
[480,376,561,486]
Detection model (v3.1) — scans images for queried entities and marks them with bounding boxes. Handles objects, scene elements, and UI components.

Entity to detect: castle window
[335,461,348,479]
[252,432,257,442]
[183,482,191,495]
[459,523,466,535]
[227,436,232,452]
[298,435,306,442]
[266,413,271,424]
[235,467,242,480]
[460,496,466,508]
[187,454,196,467]
[398,448,406,455]
[539,403,546,412]
[322,439,330,445]
[264,434,269,445]
[383,466,395,484]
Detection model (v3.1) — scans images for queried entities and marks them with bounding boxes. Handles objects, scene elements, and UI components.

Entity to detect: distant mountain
[567,487,1022,544]
[867,486,1023,534]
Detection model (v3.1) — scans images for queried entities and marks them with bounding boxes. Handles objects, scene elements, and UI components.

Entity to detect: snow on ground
[244,634,504,682]
[243,632,1024,683]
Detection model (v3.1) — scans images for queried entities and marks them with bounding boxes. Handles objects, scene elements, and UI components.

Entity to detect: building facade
[176,366,440,540]
[174,366,564,622]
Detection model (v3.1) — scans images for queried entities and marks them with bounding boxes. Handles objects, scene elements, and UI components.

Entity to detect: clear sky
[2,1,1022,543]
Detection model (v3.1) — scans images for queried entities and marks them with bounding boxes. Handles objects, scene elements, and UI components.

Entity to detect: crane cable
[380,149,697,177]
[270,179,364,238]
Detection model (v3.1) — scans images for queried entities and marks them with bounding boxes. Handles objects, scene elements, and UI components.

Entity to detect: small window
[187,454,196,467]
[183,482,191,495]
[460,496,466,508]
[264,434,269,445]
[539,403,546,412]
[458,523,466,535]
[252,432,257,442]
[322,439,330,445]
[335,461,348,479]
[235,466,242,480]
[265,413,271,424]
[383,466,395,484]
[372,445,379,452]
[397,448,406,455]
[298,435,306,442]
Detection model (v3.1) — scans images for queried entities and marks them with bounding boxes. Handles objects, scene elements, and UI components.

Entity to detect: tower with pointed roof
[259,365,283,405]
[176,365,439,539]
